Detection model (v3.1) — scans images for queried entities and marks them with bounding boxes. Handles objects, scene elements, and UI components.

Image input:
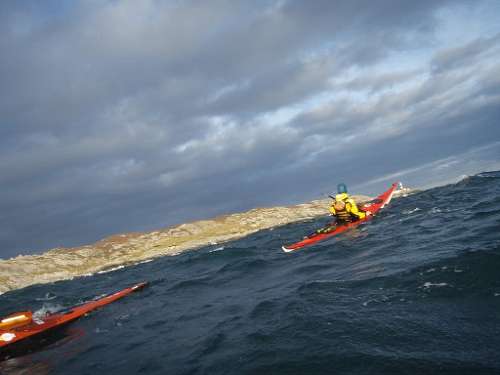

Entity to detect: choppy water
[1,172,499,374]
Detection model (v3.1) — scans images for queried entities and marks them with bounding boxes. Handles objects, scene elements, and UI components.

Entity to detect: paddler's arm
[346,199,366,219]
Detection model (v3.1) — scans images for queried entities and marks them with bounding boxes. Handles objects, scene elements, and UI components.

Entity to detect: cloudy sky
[1,0,500,258]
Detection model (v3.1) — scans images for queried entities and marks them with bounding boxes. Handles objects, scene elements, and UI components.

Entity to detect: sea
[0,171,499,374]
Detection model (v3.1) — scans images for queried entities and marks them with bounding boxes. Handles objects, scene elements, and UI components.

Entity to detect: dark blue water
[1,172,500,374]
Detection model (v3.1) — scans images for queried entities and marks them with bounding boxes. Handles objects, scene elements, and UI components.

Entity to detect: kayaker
[329,192,370,223]
[311,186,370,236]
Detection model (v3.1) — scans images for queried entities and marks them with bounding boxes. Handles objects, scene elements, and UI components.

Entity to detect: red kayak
[282,183,399,252]
[0,282,147,351]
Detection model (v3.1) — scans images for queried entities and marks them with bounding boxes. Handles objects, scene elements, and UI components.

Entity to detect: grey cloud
[431,33,500,74]
[341,70,424,94]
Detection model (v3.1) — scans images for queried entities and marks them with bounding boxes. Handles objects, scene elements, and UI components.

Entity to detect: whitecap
[422,282,448,289]
[209,246,225,253]
[403,208,421,215]
[34,304,64,318]
[35,292,57,301]
[97,265,125,274]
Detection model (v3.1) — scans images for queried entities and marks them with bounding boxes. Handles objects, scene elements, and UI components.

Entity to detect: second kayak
[0,281,148,353]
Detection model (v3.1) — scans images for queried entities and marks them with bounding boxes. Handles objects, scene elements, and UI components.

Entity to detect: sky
[1,0,500,259]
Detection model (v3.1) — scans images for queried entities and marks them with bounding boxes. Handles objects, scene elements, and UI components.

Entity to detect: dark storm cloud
[1,0,499,258]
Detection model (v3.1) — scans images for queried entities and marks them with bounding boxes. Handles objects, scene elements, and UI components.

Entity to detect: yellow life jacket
[333,200,352,222]
[329,194,366,221]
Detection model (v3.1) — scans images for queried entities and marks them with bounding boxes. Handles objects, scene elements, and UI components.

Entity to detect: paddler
[311,184,370,236]
[329,192,368,223]
[329,183,371,224]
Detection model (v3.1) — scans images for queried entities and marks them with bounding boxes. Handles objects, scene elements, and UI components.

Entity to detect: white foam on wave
[422,282,448,289]
[403,207,421,215]
[97,265,125,274]
[35,292,57,301]
[34,303,65,318]
[209,246,225,253]
[477,172,500,178]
